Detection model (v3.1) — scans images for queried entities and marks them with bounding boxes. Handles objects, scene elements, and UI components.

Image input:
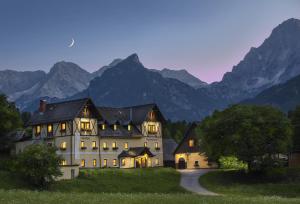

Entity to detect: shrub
[219,156,248,170]
[13,144,62,189]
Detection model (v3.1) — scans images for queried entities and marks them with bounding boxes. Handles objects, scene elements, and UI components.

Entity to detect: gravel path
[178,169,218,196]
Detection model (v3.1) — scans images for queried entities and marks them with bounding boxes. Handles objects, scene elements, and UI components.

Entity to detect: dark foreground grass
[51,168,184,193]
[199,170,300,198]
[1,190,300,204]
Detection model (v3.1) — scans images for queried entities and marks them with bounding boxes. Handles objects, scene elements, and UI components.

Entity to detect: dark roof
[118,147,155,158]
[98,103,165,125]
[28,98,100,125]
[99,124,142,138]
[163,138,177,161]
[173,122,201,154]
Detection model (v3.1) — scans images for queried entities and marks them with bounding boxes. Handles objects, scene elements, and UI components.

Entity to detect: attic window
[113,124,117,131]
[35,125,41,136]
[101,124,106,130]
[189,139,195,147]
[128,124,132,131]
[61,122,66,132]
[149,111,155,120]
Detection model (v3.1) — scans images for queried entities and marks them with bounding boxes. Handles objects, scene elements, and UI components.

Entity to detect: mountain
[73,54,217,121]
[154,68,207,88]
[92,59,122,78]
[242,74,300,112]
[209,18,300,103]
[0,70,46,97]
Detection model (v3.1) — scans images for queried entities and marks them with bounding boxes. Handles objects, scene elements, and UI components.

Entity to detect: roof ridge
[97,103,156,110]
[47,97,90,106]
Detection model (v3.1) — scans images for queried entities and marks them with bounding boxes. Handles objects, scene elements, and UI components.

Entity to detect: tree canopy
[289,106,300,151]
[200,105,292,171]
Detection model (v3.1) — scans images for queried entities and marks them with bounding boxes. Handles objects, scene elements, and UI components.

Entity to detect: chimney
[39,99,47,113]
[130,108,132,121]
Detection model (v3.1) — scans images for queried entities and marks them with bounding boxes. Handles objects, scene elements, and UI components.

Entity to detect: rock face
[157,68,207,88]
[210,18,300,103]
[241,73,300,112]
[73,54,217,121]
[92,59,122,78]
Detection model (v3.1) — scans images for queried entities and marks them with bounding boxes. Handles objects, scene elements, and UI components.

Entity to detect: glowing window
[128,125,131,131]
[103,142,107,148]
[101,124,106,130]
[155,142,159,148]
[113,159,117,166]
[81,122,91,131]
[61,160,67,166]
[60,142,67,150]
[93,159,97,167]
[112,142,117,148]
[92,141,97,148]
[144,142,147,147]
[122,159,126,166]
[155,158,159,165]
[113,124,117,131]
[148,125,157,134]
[189,139,195,147]
[81,159,85,167]
[47,124,53,133]
[103,159,107,167]
[80,141,85,148]
[61,122,66,132]
[35,125,41,135]
[124,142,128,149]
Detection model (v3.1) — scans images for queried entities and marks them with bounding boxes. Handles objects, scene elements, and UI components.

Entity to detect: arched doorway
[178,158,186,169]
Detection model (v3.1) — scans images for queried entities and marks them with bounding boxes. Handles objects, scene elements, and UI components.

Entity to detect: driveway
[178,169,218,196]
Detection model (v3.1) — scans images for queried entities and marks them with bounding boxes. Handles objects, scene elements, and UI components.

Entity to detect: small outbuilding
[174,123,216,169]
[289,150,300,167]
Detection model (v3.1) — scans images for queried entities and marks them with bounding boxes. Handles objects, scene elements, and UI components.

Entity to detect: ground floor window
[113,159,117,166]
[61,159,67,166]
[93,159,97,167]
[103,159,107,167]
[155,158,159,165]
[121,159,126,166]
[81,159,85,167]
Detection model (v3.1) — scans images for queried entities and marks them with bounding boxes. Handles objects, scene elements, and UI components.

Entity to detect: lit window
[101,124,106,130]
[93,159,97,167]
[83,106,88,117]
[113,159,117,166]
[103,159,107,167]
[148,125,157,134]
[112,142,117,149]
[81,159,85,167]
[155,142,159,149]
[61,160,67,166]
[149,111,155,119]
[155,158,159,165]
[128,125,131,131]
[47,124,53,133]
[189,139,195,147]
[60,142,67,150]
[103,142,107,149]
[81,141,86,149]
[144,142,147,147]
[81,122,91,131]
[35,125,41,135]
[92,141,97,148]
[122,159,126,166]
[61,122,66,132]
[124,142,128,149]
[113,124,117,131]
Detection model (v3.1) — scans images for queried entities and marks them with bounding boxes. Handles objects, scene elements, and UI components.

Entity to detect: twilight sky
[0,0,300,83]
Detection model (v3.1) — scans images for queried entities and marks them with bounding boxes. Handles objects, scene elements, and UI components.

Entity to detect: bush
[13,144,62,189]
[264,167,300,182]
[219,156,248,170]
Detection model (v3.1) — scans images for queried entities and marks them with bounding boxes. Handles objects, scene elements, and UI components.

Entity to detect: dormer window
[128,124,131,131]
[189,139,195,147]
[35,125,41,136]
[148,124,157,134]
[81,121,91,131]
[83,106,88,117]
[61,122,66,132]
[101,124,106,130]
[113,124,117,131]
[47,124,53,133]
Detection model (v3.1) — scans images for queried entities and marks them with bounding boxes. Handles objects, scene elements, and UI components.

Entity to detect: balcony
[60,147,66,151]
[155,147,160,151]
[112,147,119,151]
[92,146,98,150]
[103,147,109,150]
[81,146,87,150]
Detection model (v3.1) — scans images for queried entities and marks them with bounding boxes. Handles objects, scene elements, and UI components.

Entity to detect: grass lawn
[51,168,185,193]
[199,170,300,198]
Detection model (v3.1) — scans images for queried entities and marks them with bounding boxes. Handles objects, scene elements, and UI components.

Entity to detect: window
[112,142,118,150]
[103,159,107,167]
[80,141,86,149]
[93,159,97,167]
[47,124,53,133]
[124,142,128,149]
[128,125,131,131]
[144,142,147,147]
[35,125,41,135]
[155,142,159,149]
[113,159,117,166]
[92,141,97,149]
[60,142,67,150]
[83,106,88,117]
[61,122,66,132]
[148,125,157,134]
[101,124,106,130]
[155,158,159,165]
[103,142,108,149]
[113,124,117,131]
[149,111,155,119]
[61,160,67,166]
[122,159,126,166]
[81,122,91,131]
[188,139,195,147]
[81,159,85,167]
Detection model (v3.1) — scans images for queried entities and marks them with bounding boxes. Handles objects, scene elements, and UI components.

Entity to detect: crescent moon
[68,38,75,47]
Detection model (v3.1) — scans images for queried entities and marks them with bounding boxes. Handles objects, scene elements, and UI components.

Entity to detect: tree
[289,106,300,151]
[200,105,293,171]
[0,94,23,153]
[14,144,62,188]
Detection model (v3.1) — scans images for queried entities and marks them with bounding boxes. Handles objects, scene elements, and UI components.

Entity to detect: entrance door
[178,158,186,169]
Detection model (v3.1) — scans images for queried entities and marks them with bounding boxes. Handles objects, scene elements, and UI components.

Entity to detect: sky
[0,0,300,83]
